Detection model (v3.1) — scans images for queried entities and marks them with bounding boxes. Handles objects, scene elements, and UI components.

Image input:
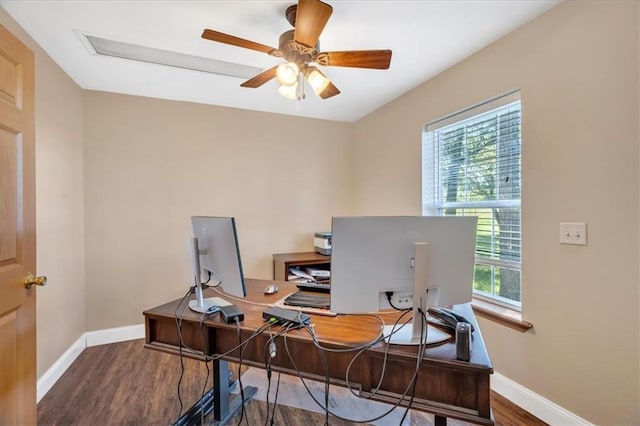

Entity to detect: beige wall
[4,1,639,423]
[82,92,353,330]
[353,1,639,425]
[0,10,86,378]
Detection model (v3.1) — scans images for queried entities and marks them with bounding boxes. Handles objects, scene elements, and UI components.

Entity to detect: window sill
[471,299,533,332]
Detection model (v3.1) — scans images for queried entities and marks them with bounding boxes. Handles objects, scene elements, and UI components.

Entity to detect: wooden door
[0,24,37,425]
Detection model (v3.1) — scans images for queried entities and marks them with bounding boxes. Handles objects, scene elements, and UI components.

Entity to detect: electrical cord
[343,310,412,400]
[173,290,429,425]
[399,308,428,424]
[385,291,411,311]
[236,318,299,425]
[264,326,275,426]
[230,318,284,425]
[211,286,272,308]
[280,310,427,424]
[171,309,272,364]
[234,316,248,425]
[270,372,281,426]
[304,309,411,401]
[172,287,195,425]
[174,285,223,425]
[198,309,216,426]
[172,287,273,426]
[263,321,293,426]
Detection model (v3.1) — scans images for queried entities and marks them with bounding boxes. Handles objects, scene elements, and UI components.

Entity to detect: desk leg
[213,359,257,423]
[434,415,447,426]
[174,359,257,426]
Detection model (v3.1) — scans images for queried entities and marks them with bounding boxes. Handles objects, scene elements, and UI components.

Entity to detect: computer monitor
[189,216,247,313]
[329,216,477,345]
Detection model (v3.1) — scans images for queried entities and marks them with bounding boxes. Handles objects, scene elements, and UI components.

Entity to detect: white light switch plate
[559,222,587,245]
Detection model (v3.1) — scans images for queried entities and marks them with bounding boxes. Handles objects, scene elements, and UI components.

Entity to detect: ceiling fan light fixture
[306,66,330,96]
[200,0,390,101]
[278,82,298,100]
[276,62,300,86]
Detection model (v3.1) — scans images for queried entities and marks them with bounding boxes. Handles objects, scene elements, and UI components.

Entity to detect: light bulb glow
[278,82,298,100]
[306,67,331,95]
[276,62,299,86]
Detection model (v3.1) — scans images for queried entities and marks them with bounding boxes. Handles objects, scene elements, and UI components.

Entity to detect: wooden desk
[143,279,493,425]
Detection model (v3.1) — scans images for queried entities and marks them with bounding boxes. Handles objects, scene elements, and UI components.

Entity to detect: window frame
[422,91,522,311]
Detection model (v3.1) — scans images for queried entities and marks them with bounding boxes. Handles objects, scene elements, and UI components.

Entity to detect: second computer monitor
[329,216,477,315]
[191,216,247,299]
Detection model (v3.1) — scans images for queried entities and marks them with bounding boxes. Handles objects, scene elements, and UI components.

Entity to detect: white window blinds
[423,92,522,307]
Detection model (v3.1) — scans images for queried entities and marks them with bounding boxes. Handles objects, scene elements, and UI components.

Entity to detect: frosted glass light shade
[306,67,330,95]
[278,82,298,100]
[276,62,299,86]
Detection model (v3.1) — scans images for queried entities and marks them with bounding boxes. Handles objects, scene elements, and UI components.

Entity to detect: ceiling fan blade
[294,0,333,48]
[240,66,278,88]
[318,81,340,99]
[202,29,276,54]
[316,50,392,69]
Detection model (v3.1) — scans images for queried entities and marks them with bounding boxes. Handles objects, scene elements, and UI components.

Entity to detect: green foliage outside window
[424,94,522,308]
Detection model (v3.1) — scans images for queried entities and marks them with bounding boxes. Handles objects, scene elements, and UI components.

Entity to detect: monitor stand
[383,323,450,345]
[384,242,450,346]
[189,235,221,314]
[188,297,220,314]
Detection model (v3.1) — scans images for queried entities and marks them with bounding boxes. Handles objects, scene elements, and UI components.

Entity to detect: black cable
[264,361,273,426]
[172,287,195,425]
[400,308,428,424]
[198,310,215,426]
[176,299,426,424]
[233,317,279,426]
[345,310,412,399]
[306,309,411,402]
[200,360,211,426]
[171,290,277,426]
[262,311,409,423]
[270,372,281,426]
[263,325,275,426]
[239,321,273,424]
[234,316,248,426]
[263,322,294,426]
[285,312,425,424]
[317,327,330,426]
[385,291,411,311]
[292,322,331,425]
[172,313,271,363]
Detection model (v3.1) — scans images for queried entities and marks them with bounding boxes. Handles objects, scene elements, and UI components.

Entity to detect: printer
[313,232,331,255]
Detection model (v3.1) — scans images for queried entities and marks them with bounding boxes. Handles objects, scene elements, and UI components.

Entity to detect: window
[422,92,522,309]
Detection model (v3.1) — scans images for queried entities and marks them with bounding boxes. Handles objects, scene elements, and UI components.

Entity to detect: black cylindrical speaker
[456,322,472,361]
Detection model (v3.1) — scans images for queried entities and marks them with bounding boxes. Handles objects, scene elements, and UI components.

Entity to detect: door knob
[24,274,47,289]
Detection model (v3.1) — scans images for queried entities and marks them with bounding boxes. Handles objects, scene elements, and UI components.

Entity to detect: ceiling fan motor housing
[277,30,317,67]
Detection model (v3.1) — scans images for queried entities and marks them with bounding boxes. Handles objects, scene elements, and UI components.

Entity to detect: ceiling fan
[201,0,392,100]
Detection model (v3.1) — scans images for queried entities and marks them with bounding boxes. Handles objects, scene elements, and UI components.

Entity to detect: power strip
[263,307,310,326]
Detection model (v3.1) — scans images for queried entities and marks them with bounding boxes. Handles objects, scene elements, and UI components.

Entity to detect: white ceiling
[1,0,561,122]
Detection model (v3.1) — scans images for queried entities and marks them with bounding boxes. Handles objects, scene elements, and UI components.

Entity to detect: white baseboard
[37,323,145,402]
[38,324,590,425]
[491,372,593,425]
[85,323,145,347]
[36,334,86,402]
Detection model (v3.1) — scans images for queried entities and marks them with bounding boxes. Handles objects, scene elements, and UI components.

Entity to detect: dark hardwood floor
[37,339,547,425]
